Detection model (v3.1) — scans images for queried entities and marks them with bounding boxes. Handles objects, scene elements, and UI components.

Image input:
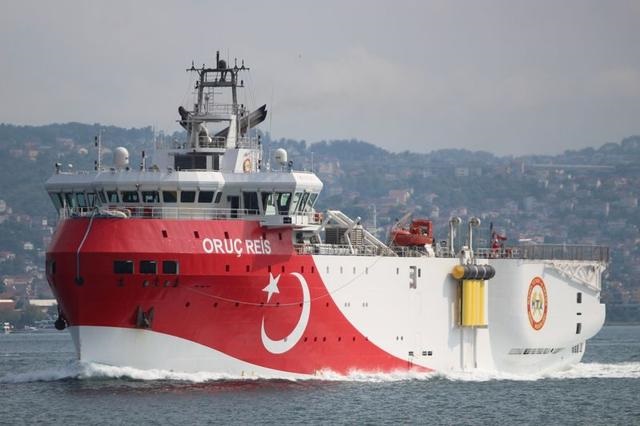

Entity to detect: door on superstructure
[228,196,240,218]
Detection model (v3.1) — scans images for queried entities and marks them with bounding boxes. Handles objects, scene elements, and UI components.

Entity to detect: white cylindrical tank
[274,148,288,166]
[114,147,130,169]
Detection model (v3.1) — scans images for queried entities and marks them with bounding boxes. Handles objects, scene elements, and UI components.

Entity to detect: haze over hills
[0,122,638,322]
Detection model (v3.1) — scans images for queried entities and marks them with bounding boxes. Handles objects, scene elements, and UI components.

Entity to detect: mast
[182,51,252,150]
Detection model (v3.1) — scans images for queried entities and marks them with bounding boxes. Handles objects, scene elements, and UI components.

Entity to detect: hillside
[0,123,638,308]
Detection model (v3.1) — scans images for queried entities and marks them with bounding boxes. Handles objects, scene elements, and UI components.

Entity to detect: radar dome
[114,147,130,168]
[274,148,288,166]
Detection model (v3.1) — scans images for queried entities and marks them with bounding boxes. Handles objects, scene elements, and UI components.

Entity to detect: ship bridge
[45,52,323,230]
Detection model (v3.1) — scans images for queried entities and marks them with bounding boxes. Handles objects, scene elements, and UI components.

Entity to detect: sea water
[0,326,638,425]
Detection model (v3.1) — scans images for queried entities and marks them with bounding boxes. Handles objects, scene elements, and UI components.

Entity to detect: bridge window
[306,193,318,212]
[163,260,179,274]
[198,191,215,203]
[297,193,310,213]
[162,191,177,203]
[142,191,160,203]
[277,192,292,215]
[98,191,107,203]
[122,191,139,203]
[243,192,259,215]
[87,192,98,207]
[261,192,277,215]
[214,192,222,204]
[106,191,120,203]
[75,193,87,208]
[180,191,196,203]
[291,192,302,213]
[175,154,206,170]
[114,260,134,274]
[140,261,157,274]
[48,192,63,210]
[64,193,77,208]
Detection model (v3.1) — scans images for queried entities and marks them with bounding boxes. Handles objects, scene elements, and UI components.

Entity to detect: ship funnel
[467,217,481,251]
[449,217,461,256]
[114,147,130,169]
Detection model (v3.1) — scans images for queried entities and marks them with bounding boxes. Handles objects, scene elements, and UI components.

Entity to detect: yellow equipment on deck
[451,264,495,327]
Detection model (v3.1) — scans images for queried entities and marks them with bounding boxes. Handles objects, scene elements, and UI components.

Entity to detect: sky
[1,0,639,155]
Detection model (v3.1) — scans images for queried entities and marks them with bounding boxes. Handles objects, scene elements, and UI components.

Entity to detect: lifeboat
[391,218,434,247]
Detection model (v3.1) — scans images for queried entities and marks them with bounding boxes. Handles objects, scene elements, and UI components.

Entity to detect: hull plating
[48,217,603,377]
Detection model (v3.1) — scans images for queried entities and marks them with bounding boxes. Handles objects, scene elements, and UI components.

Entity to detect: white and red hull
[47,217,605,378]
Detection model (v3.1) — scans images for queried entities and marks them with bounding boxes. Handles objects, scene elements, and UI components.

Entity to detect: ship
[45,52,609,378]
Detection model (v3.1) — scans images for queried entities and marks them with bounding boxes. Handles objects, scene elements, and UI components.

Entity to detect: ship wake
[2,361,640,384]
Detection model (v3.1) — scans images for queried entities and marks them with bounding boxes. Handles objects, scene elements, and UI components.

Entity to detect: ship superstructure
[45,53,608,377]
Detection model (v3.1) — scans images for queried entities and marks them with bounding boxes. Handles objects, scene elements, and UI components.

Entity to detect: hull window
[114,260,134,274]
[163,260,179,274]
[140,261,157,274]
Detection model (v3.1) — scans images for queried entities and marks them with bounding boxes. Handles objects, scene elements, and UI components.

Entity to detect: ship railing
[202,103,237,116]
[390,246,432,257]
[197,136,259,149]
[475,245,609,262]
[64,206,321,223]
[197,136,227,148]
[294,243,391,257]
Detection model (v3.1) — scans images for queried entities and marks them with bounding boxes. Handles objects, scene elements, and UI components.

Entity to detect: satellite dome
[274,148,288,166]
[114,147,130,169]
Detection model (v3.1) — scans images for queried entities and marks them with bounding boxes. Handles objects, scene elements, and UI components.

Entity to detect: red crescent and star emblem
[260,272,311,354]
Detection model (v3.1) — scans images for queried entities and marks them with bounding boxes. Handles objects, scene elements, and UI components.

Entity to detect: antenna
[94,129,103,171]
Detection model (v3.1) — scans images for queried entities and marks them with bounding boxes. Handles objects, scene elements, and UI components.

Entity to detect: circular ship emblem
[527,277,548,330]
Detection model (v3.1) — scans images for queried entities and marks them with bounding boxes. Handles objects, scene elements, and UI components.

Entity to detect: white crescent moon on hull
[261,272,311,354]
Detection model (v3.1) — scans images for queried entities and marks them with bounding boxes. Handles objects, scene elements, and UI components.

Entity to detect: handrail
[64,206,322,224]
[475,245,609,262]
